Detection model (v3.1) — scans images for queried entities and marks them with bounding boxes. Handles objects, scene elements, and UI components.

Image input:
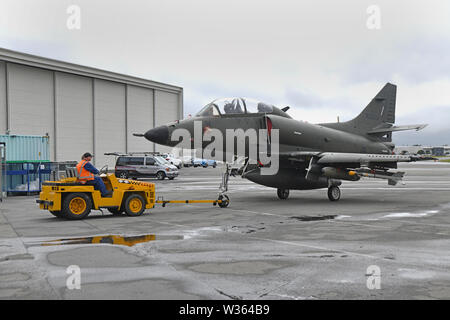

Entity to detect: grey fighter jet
[138,83,428,201]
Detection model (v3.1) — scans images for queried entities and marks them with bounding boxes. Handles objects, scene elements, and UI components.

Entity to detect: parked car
[161,153,182,169]
[192,158,217,168]
[115,155,178,180]
[181,156,194,167]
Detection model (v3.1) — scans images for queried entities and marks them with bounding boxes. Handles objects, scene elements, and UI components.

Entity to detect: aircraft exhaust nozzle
[322,167,361,181]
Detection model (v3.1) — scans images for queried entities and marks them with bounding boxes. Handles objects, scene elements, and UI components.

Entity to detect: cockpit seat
[224,102,234,113]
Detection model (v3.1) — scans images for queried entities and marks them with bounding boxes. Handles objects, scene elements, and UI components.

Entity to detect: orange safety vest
[76,160,95,183]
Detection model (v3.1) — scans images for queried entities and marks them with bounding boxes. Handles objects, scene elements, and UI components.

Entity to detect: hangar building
[0,48,183,167]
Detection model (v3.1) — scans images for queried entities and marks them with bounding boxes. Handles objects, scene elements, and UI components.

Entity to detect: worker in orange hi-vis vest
[76,152,112,197]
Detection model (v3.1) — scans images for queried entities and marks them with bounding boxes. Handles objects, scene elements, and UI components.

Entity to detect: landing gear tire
[328,186,341,202]
[277,188,289,200]
[218,194,230,208]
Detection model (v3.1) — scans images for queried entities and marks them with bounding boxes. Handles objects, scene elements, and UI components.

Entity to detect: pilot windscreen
[204,107,214,116]
[196,104,220,117]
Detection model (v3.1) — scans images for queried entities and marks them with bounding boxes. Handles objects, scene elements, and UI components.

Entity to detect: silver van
[114,155,178,180]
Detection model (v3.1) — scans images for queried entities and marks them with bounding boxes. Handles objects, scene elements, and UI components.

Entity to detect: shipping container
[0,135,50,163]
[0,142,5,199]
[0,135,50,194]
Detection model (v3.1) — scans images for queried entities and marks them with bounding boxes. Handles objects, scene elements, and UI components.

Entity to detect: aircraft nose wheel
[328,186,341,201]
[277,188,290,200]
[218,194,230,208]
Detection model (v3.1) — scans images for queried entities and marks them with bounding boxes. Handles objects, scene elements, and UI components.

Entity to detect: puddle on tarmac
[289,215,337,222]
[26,234,183,247]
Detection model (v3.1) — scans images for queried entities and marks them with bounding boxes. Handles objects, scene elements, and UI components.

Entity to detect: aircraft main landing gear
[217,163,232,207]
[327,186,341,202]
[277,188,289,200]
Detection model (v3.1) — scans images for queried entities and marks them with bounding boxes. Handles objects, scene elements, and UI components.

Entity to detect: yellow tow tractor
[37,165,229,220]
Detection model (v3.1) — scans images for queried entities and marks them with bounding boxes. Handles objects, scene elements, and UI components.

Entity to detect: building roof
[0,47,182,94]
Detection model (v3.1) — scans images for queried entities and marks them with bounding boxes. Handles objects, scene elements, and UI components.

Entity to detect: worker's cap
[82,152,93,158]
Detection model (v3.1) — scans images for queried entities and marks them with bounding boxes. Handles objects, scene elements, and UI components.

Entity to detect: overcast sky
[1,0,449,145]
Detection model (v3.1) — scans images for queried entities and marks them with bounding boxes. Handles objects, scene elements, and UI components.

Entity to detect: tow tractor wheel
[218,194,230,208]
[124,194,146,216]
[277,188,290,200]
[49,210,65,218]
[328,186,341,202]
[62,193,92,220]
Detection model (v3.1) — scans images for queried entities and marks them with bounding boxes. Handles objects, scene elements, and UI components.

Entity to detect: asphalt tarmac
[1,162,449,299]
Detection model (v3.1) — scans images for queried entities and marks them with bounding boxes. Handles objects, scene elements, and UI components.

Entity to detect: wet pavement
[1,162,450,299]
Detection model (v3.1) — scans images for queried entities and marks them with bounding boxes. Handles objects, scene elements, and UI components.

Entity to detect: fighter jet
[138,83,428,201]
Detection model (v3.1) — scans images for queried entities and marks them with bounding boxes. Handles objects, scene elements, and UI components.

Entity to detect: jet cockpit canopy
[196,98,275,117]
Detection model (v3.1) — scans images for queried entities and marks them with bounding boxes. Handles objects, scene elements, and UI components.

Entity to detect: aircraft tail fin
[350,82,396,131]
[321,83,425,143]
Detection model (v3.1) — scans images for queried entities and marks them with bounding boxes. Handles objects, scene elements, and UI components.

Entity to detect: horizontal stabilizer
[367,124,428,134]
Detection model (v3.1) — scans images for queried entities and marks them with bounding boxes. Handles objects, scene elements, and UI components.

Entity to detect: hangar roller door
[55,72,94,162]
[0,62,6,133]
[127,85,154,153]
[7,63,54,160]
[94,79,126,167]
[154,90,180,153]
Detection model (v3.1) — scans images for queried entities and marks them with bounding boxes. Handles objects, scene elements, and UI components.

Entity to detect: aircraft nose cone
[144,125,169,145]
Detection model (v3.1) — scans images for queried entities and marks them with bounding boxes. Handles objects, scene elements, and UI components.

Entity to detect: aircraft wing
[316,153,414,165]
[270,151,435,186]
[274,151,433,164]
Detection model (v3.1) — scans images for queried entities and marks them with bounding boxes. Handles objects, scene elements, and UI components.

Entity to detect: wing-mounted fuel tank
[244,167,341,190]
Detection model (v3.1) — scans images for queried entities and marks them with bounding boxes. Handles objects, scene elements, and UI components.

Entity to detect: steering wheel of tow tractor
[99,165,108,175]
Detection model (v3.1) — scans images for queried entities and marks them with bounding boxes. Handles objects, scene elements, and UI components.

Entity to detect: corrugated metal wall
[0,58,182,166]
[0,62,6,133]
[154,90,180,153]
[7,64,55,160]
[94,79,126,167]
[55,72,94,162]
[126,85,154,153]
